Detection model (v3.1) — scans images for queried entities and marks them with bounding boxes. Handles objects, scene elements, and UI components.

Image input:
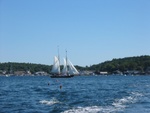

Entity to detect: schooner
[50,51,79,78]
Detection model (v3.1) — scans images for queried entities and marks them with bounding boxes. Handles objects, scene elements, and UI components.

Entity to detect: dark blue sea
[0,75,150,113]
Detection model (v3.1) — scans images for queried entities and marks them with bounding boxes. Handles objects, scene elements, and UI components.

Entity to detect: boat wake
[62,92,143,113]
[62,106,102,113]
[112,92,143,111]
[39,98,61,106]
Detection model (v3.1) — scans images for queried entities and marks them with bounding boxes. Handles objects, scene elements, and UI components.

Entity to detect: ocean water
[0,75,150,113]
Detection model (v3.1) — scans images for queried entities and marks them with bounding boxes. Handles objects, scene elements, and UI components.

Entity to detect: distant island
[0,55,150,76]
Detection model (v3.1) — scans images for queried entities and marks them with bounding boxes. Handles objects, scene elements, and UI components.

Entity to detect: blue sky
[0,0,150,66]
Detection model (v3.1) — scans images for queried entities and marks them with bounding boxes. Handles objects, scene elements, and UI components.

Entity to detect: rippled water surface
[0,75,150,113]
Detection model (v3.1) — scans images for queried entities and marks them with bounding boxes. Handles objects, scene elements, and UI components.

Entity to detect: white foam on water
[112,96,134,111]
[39,98,60,106]
[62,106,109,113]
[62,92,144,113]
[62,105,126,113]
[112,92,143,110]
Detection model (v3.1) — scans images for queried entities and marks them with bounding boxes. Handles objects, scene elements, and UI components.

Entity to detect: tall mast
[66,50,68,74]
[57,46,60,60]
[66,50,67,65]
[57,46,60,74]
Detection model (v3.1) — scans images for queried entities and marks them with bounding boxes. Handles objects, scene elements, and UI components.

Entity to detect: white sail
[68,59,79,75]
[50,50,79,78]
[62,58,68,75]
[51,56,60,74]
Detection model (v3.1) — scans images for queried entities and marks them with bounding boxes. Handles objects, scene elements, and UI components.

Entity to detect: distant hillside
[0,62,52,74]
[0,55,150,75]
[89,55,150,74]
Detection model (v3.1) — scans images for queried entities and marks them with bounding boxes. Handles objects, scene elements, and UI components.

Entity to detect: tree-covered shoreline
[0,62,52,74]
[89,55,150,75]
[0,55,150,75]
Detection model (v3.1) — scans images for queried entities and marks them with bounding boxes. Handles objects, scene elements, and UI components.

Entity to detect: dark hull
[50,75,74,78]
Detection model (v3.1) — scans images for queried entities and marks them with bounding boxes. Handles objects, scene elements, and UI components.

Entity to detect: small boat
[50,50,79,78]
